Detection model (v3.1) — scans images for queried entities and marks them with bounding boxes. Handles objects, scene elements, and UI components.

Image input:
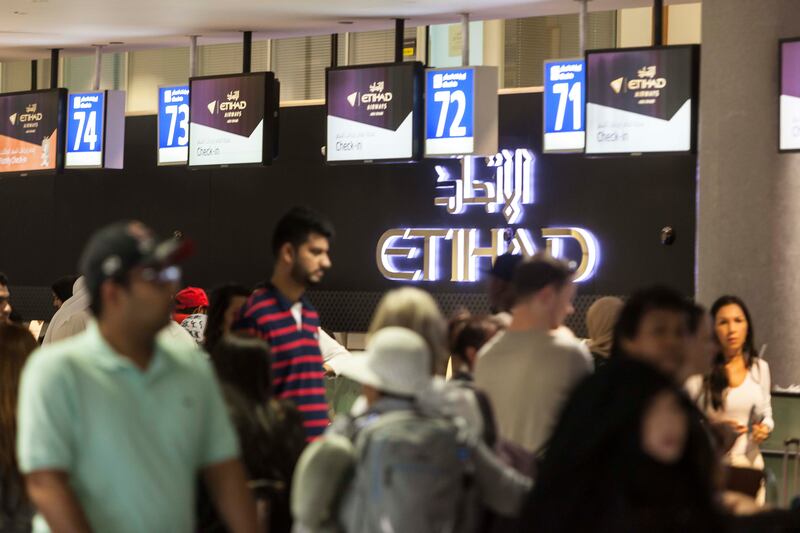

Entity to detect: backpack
[339,410,477,533]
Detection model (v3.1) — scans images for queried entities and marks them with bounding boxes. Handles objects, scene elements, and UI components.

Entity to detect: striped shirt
[233,285,329,440]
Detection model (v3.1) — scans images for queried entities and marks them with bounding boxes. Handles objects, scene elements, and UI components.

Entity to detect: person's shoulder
[475,330,507,361]
[755,358,771,372]
[157,331,212,375]
[22,330,92,382]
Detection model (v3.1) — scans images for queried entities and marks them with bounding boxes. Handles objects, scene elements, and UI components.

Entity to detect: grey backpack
[339,410,478,533]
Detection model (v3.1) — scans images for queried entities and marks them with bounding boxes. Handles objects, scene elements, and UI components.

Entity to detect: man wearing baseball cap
[17,221,258,533]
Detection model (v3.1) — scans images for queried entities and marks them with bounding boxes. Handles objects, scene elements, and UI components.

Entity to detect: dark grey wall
[698,0,800,387]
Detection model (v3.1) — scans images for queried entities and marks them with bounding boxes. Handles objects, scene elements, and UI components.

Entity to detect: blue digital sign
[66,91,105,167]
[425,68,475,155]
[157,85,190,164]
[543,59,585,152]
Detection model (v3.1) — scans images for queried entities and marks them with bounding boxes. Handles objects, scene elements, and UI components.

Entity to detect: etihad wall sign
[376,148,600,283]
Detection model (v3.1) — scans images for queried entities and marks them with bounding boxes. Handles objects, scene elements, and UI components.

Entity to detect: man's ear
[100,280,123,314]
[279,242,296,265]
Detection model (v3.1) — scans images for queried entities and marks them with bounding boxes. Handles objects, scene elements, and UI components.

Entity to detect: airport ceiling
[0,0,697,61]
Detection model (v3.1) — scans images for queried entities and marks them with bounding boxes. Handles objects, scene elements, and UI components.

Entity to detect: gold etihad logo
[609,65,666,105]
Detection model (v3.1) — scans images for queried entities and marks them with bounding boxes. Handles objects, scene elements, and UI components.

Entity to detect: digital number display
[543,59,585,152]
[65,91,105,167]
[158,85,190,164]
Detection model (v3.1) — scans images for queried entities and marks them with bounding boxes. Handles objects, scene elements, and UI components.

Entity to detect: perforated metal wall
[306,290,620,339]
[8,286,57,322]
[11,285,617,339]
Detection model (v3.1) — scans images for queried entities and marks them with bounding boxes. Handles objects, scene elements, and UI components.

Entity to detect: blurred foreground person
[524,358,725,533]
[198,336,306,533]
[586,296,624,369]
[475,254,591,453]
[292,327,531,533]
[0,273,12,324]
[17,221,258,533]
[203,284,251,352]
[0,324,38,533]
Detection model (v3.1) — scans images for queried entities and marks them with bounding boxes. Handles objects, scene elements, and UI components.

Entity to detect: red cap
[175,287,209,309]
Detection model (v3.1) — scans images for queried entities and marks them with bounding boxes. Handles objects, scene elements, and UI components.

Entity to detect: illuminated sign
[586,45,698,154]
[0,88,66,173]
[189,72,279,167]
[157,85,190,165]
[376,148,601,283]
[326,62,424,163]
[543,59,585,152]
[65,90,126,169]
[780,39,800,151]
[425,66,498,157]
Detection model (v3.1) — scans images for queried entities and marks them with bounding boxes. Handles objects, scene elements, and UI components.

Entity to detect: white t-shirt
[685,359,774,466]
[290,302,352,374]
[724,359,774,462]
[474,328,592,453]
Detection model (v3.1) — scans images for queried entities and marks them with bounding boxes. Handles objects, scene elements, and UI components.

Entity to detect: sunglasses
[139,265,182,285]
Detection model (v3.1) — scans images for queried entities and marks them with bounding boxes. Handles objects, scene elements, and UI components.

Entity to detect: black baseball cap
[79,221,193,294]
[483,253,524,282]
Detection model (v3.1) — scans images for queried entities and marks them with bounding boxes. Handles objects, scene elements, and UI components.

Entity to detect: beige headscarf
[586,296,624,358]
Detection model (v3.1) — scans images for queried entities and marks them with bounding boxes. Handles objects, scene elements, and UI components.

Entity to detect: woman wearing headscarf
[586,296,624,369]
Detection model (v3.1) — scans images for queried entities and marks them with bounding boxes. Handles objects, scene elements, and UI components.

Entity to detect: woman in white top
[703,295,773,474]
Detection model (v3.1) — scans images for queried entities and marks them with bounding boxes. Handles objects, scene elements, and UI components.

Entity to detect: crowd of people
[0,205,797,532]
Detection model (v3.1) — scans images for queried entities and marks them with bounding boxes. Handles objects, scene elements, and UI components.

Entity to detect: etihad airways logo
[207,89,247,115]
[9,102,42,126]
[376,148,601,283]
[609,65,667,105]
[346,80,394,109]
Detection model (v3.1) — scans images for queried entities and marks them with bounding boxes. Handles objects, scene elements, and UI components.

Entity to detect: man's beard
[290,262,321,288]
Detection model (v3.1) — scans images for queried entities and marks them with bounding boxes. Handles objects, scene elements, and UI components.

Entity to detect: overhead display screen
[0,88,66,173]
[189,72,278,167]
[158,85,190,165]
[780,39,800,151]
[326,61,423,163]
[543,59,585,152]
[586,45,699,154]
[424,66,498,157]
[65,90,126,169]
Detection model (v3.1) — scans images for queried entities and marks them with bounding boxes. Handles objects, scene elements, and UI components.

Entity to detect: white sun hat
[338,326,432,397]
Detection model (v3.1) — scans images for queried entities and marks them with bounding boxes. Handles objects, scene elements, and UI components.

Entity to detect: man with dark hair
[0,272,11,324]
[485,253,524,327]
[17,221,258,533]
[475,253,592,453]
[233,206,345,441]
[51,275,79,311]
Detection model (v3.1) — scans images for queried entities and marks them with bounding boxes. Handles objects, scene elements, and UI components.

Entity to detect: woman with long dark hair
[703,296,772,489]
[202,284,251,352]
[524,358,724,532]
[0,323,38,532]
[197,335,306,533]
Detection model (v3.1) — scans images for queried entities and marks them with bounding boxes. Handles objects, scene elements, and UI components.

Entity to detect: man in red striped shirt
[233,207,335,440]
